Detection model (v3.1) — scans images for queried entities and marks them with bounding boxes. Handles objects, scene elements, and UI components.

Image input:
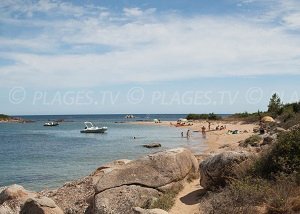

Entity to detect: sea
[0,114,207,191]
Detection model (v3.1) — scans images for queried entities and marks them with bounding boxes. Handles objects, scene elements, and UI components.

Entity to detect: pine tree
[268,93,282,116]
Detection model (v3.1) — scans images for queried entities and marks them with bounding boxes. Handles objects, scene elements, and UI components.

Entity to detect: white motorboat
[80,122,107,133]
[44,121,59,126]
[125,114,135,119]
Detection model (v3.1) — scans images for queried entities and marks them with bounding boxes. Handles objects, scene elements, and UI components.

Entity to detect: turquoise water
[0,114,206,191]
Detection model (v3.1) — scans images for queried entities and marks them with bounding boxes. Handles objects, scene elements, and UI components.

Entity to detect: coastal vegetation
[0,114,10,120]
[239,135,262,147]
[146,185,183,211]
[200,95,300,214]
[228,93,300,127]
[201,127,300,213]
[186,113,221,120]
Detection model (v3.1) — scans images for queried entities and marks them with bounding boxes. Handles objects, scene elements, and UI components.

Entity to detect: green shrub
[186,113,221,120]
[240,135,262,147]
[280,113,300,130]
[200,177,268,214]
[0,114,10,120]
[200,174,300,214]
[266,173,300,214]
[253,128,300,178]
[227,111,267,123]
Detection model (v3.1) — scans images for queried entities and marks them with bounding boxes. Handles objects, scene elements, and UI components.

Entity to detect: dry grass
[146,184,184,211]
[199,173,300,214]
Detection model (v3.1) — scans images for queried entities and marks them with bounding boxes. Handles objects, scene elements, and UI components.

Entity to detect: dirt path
[169,179,204,214]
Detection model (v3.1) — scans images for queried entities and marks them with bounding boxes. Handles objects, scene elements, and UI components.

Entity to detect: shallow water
[0,114,206,191]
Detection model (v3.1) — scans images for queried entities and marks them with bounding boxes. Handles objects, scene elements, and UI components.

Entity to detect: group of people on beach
[181,126,207,139]
[180,121,230,139]
[181,130,191,138]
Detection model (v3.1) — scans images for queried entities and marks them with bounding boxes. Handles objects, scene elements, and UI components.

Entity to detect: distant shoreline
[130,119,257,155]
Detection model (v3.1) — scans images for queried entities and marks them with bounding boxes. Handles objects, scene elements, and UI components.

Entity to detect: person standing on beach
[201,126,206,138]
[208,121,211,131]
[186,130,190,138]
[181,131,184,138]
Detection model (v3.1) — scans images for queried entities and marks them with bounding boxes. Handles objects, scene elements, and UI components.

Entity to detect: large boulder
[0,185,62,214]
[94,185,160,214]
[0,184,36,214]
[21,197,63,214]
[199,151,250,189]
[95,148,198,193]
[94,148,198,214]
[0,184,35,204]
[41,159,132,214]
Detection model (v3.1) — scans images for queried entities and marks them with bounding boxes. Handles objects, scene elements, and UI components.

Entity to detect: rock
[253,127,259,133]
[0,203,15,214]
[94,185,160,214]
[94,148,198,213]
[261,135,275,146]
[21,197,63,214]
[275,127,286,133]
[133,207,169,214]
[0,184,32,204]
[288,124,300,131]
[143,143,161,148]
[42,176,94,214]
[0,184,37,214]
[40,159,132,214]
[199,151,250,189]
[95,148,198,193]
[0,185,62,214]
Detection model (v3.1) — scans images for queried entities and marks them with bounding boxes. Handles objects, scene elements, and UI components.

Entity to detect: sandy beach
[131,119,258,214]
[131,120,257,154]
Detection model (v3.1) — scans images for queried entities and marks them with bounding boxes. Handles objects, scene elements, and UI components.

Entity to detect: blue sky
[1,0,300,115]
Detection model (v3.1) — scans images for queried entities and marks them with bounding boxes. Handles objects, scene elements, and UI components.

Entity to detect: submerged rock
[143,143,161,148]
[199,151,250,189]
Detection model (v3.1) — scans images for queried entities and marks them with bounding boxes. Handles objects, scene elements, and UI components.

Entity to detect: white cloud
[283,13,300,29]
[0,0,300,88]
[123,7,143,17]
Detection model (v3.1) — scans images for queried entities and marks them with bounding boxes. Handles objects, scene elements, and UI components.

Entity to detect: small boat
[80,122,107,133]
[44,121,59,126]
[125,114,135,119]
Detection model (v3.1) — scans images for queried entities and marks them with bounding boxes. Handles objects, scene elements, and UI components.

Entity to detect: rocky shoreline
[0,148,200,214]
[1,120,287,214]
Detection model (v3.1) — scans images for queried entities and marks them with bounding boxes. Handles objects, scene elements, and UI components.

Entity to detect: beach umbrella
[261,116,275,123]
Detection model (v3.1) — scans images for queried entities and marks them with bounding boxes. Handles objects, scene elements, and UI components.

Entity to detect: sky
[1,0,300,115]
